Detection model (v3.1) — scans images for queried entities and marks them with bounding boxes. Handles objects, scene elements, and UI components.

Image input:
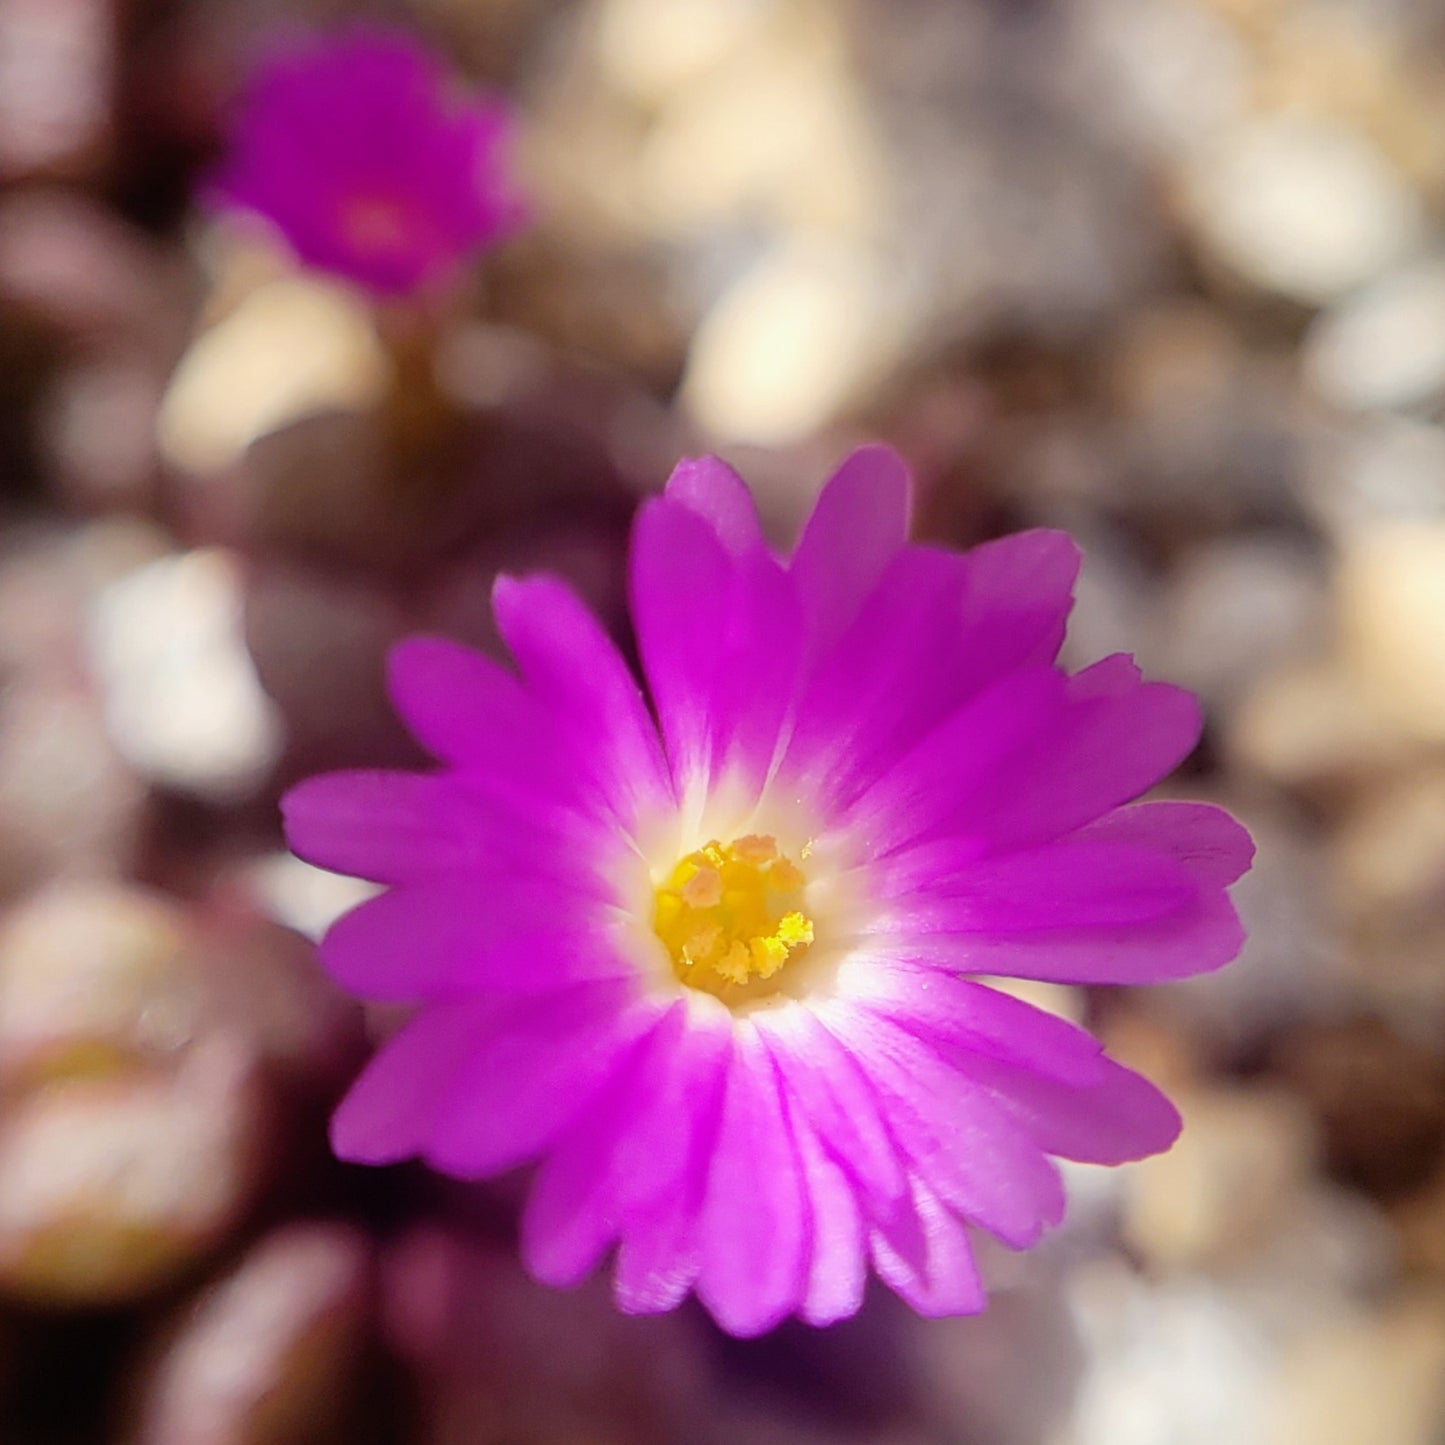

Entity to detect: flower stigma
[653,834,814,998]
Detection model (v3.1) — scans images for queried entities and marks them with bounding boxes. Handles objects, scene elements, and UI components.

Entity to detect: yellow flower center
[653,834,814,998]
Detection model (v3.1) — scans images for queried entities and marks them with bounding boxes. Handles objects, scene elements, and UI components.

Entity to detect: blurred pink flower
[283,446,1253,1336]
[208,26,524,297]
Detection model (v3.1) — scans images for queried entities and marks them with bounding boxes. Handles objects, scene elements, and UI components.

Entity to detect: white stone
[243,854,381,942]
[1069,0,1248,159]
[86,549,284,801]
[1307,257,1445,412]
[1303,416,1445,540]
[1067,1266,1274,1445]
[157,272,387,474]
[682,239,902,444]
[1184,114,1424,304]
[1159,539,1326,709]
[1338,518,1445,742]
[595,0,767,101]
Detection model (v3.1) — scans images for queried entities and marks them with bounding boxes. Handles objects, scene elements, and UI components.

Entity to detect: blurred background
[2,0,1445,1440]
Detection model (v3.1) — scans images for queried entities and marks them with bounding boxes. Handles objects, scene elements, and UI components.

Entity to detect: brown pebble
[1390,1162,1445,1279]
[1123,1085,1319,1270]
[0,882,204,1094]
[0,1036,267,1306]
[1269,1017,1445,1198]
[1262,1289,1445,1445]
[124,1222,373,1445]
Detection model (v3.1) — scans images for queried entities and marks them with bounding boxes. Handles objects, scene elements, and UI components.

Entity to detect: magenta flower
[208,26,524,297]
[283,447,1252,1337]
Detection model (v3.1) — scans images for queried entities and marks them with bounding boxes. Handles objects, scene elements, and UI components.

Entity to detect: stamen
[653,834,814,999]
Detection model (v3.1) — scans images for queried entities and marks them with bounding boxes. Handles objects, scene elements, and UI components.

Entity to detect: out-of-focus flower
[206,26,525,298]
[283,446,1253,1337]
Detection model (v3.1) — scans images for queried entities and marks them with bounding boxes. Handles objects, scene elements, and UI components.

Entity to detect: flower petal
[632,500,804,803]
[789,445,911,659]
[1074,800,1255,887]
[903,887,1245,985]
[867,840,1196,932]
[959,665,1203,852]
[695,1027,811,1337]
[387,635,570,785]
[960,1051,1182,1164]
[426,986,663,1177]
[610,995,734,1218]
[520,1107,624,1289]
[282,771,495,884]
[949,530,1081,693]
[612,1007,732,1315]
[756,1006,906,1208]
[319,885,630,1001]
[776,547,968,813]
[664,455,766,558]
[520,1002,687,1288]
[782,541,1079,823]
[492,573,673,827]
[790,1109,866,1328]
[820,1006,1064,1248]
[329,1000,496,1163]
[833,961,1105,1086]
[1070,651,1143,699]
[838,666,1066,856]
[614,1189,701,1316]
[712,547,806,796]
[630,498,733,790]
[869,1177,985,1318]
